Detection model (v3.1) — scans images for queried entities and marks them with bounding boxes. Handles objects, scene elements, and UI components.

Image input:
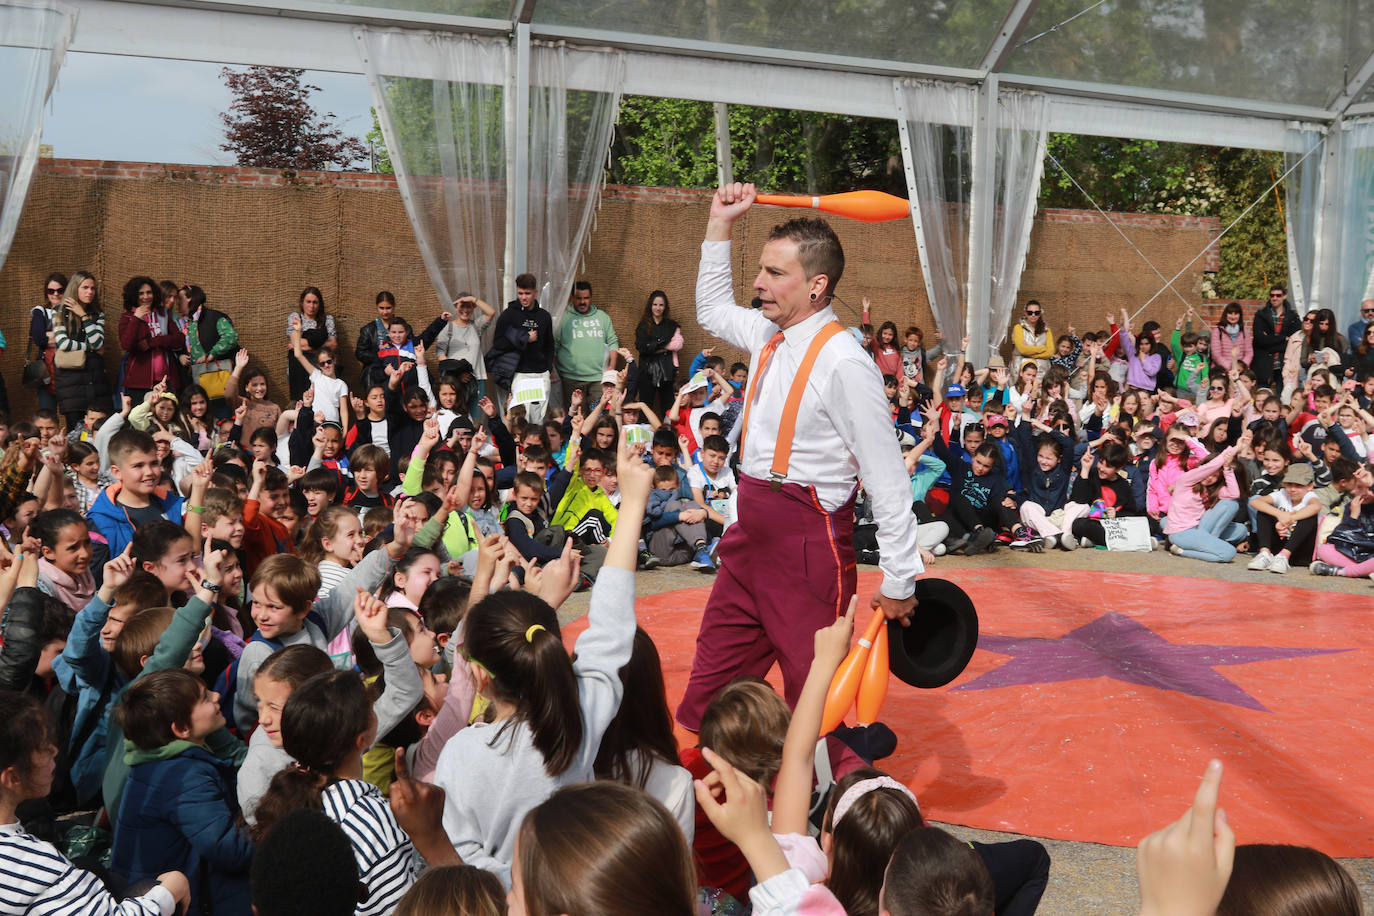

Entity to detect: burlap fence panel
[1,170,1214,422]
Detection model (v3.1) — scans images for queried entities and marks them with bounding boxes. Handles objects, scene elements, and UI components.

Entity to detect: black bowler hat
[887,578,979,689]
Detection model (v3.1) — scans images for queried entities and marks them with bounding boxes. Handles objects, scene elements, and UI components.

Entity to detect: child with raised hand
[253,664,421,916]
[111,668,254,915]
[50,544,149,804]
[102,543,244,820]
[0,689,192,916]
[224,348,282,447]
[1163,431,1250,564]
[593,627,696,841]
[432,432,650,885]
[241,589,424,821]
[230,509,418,734]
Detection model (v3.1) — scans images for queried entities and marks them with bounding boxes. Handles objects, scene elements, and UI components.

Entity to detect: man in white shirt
[676,182,927,731]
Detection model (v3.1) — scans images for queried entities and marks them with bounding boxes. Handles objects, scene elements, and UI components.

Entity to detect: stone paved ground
[557,547,1374,914]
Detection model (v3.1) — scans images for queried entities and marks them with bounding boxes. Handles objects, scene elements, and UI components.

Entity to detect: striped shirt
[321,779,419,916]
[0,823,174,915]
[53,313,105,353]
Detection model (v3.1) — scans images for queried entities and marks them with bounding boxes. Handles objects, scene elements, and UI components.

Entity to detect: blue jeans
[1168,500,1242,563]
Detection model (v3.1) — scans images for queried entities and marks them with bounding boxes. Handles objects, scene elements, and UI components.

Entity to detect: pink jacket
[1162,444,1239,535]
[1211,325,1253,371]
[1147,438,1208,516]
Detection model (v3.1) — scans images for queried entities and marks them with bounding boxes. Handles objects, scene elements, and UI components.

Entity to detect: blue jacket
[85,483,184,559]
[51,595,127,802]
[1012,422,1073,511]
[112,742,253,915]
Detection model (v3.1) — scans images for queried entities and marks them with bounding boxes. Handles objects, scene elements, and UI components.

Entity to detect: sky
[42,51,376,166]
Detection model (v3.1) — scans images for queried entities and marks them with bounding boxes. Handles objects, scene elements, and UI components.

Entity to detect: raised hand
[420,416,441,449]
[815,597,857,673]
[202,544,227,588]
[350,394,367,418]
[478,396,497,418]
[301,385,315,408]
[470,425,488,452]
[537,537,582,609]
[234,401,248,424]
[387,747,458,866]
[709,182,756,225]
[1136,760,1234,916]
[234,348,249,370]
[103,544,137,592]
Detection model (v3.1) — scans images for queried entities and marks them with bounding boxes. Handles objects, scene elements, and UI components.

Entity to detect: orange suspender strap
[771,322,845,486]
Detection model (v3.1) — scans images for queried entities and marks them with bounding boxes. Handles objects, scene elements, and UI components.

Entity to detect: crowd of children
[0,275,1366,915]
[856,296,1374,581]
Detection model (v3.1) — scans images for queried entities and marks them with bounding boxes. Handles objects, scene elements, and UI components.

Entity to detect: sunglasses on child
[45,286,62,295]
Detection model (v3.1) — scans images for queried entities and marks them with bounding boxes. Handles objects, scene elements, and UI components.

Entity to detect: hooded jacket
[85,483,184,559]
[113,740,253,916]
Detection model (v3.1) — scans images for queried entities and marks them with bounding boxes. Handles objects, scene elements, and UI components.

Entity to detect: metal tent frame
[46,0,1374,345]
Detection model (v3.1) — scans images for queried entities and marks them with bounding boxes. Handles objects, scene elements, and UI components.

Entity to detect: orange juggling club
[855,622,890,727]
[754,190,911,223]
[821,609,886,734]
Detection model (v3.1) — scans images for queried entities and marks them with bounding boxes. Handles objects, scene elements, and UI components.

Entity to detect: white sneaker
[1079,536,1094,549]
[933,543,947,557]
[1169,543,1185,557]
[1269,555,1290,574]
[1060,533,1078,551]
[1247,551,1273,571]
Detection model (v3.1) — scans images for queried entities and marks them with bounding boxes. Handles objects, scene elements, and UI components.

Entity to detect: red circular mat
[567,568,1374,854]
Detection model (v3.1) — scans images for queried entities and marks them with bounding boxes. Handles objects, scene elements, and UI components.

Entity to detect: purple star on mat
[954,612,1350,711]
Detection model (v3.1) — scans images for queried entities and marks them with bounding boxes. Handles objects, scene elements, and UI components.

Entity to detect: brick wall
[0,159,1223,418]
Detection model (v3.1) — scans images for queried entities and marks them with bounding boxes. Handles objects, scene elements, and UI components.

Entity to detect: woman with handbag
[52,271,111,428]
[25,272,66,411]
[633,289,683,417]
[180,284,239,417]
[286,285,337,400]
[119,275,185,405]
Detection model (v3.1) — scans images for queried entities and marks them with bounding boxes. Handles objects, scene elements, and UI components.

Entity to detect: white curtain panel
[987,90,1048,353]
[356,29,509,311]
[1283,126,1325,311]
[1334,119,1374,329]
[357,28,623,331]
[527,42,624,329]
[896,80,976,355]
[0,0,75,270]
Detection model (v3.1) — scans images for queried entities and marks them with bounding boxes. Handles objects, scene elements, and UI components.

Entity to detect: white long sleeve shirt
[696,240,923,599]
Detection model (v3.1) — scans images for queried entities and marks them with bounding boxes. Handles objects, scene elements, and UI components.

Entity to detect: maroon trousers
[676,474,858,731]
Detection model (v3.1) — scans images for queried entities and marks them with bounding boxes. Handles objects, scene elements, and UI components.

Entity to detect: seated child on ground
[111,669,253,915]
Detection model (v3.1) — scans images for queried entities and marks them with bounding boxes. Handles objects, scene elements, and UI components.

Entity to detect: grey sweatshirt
[431,566,636,886]
[233,546,397,733]
[237,626,423,823]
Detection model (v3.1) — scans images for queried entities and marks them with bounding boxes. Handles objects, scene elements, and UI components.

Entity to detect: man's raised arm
[698,183,772,354]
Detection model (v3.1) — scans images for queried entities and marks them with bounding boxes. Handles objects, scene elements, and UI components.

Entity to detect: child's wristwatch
[200,579,221,593]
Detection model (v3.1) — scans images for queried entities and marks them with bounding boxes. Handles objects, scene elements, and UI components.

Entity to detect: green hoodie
[125,737,206,767]
[556,305,618,381]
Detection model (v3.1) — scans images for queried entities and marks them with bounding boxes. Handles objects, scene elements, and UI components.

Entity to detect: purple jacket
[1121,332,1162,391]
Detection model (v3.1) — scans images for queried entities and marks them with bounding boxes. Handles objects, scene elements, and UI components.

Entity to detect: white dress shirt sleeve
[822,354,924,598]
[696,241,774,353]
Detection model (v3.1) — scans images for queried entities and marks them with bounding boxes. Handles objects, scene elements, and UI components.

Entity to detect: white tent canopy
[19,0,1374,357]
